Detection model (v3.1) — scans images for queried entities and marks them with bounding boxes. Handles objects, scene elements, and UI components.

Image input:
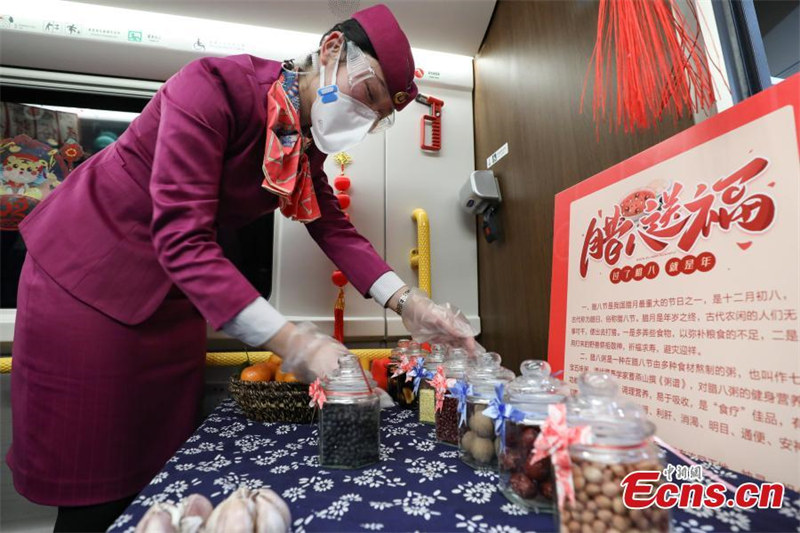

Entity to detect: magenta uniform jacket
[20,55,391,329]
[8,55,391,506]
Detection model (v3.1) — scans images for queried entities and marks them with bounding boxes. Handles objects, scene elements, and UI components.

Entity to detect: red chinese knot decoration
[331,152,353,343]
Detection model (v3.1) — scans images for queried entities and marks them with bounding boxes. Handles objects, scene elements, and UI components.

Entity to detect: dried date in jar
[498,421,554,511]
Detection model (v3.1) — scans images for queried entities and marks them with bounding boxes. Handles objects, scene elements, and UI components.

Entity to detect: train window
[1,86,272,308]
[753,0,799,81]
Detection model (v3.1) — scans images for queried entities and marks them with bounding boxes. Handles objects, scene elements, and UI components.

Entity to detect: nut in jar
[459,352,514,469]
[545,372,670,533]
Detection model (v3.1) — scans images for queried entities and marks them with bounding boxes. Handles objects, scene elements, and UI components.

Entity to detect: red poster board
[548,75,800,489]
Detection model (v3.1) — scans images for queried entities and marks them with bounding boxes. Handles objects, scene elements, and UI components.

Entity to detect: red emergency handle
[419,95,444,152]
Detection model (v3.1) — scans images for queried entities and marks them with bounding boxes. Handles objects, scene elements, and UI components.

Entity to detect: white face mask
[310,44,379,155]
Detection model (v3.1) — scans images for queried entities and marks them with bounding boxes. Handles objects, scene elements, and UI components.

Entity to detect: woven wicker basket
[229,377,316,424]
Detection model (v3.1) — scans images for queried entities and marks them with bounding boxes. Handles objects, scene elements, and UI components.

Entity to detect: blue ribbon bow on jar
[482,383,524,452]
[446,380,473,427]
[407,357,434,395]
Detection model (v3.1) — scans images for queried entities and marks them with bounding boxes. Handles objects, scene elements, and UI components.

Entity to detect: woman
[7,4,477,531]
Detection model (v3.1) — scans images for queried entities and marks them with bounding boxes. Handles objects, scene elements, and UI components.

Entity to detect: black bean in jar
[319,402,380,469]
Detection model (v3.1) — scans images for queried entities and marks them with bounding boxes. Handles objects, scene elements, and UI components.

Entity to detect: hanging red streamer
[582,0,717,133]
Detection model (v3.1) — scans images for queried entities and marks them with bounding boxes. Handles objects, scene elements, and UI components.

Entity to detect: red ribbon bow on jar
[308,378,327,409]
[391,354,417,379]
[428,367,448,412]
[530,404,590,507]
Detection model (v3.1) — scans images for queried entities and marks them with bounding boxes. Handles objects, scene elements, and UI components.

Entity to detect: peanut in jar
[556,372,670,533]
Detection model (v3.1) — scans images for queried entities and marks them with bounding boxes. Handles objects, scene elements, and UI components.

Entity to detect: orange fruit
[240,361,275,382]
[275,369,299,383]
[265,357,281,377]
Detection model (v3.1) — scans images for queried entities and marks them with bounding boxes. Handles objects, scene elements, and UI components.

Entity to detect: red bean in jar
[435,348,468,446]
[436,396,460,445]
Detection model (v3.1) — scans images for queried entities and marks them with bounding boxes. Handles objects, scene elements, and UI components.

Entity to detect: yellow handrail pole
[409,208,431,297]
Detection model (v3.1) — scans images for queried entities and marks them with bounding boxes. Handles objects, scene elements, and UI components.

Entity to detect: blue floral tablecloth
[108,399,800,533]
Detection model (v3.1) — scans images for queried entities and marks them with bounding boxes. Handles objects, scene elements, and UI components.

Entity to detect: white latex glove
[266,322,346,383]
[401,288,483,355]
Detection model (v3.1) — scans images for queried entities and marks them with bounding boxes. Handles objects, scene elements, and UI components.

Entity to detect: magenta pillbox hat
[351,3,418,111]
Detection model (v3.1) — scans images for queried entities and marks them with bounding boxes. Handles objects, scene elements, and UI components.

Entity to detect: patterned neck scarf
[261,70,321,223]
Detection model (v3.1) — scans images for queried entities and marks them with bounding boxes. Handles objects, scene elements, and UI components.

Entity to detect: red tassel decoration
[333,288,345,343]
[332,270,348,343]
[331,152,353,344]
[582,0,716,133]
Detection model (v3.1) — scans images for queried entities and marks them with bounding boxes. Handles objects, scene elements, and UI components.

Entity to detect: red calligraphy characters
[579,158,776,279]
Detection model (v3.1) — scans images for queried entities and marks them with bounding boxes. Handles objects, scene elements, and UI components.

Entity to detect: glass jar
[319,354,381,469]
[435,347,468,445]
[418,344,445,424]
[498,360,566,512]
[459,352,515,469]
[386,340,418,409]
[558,372,669,532]
[386,348,405,404]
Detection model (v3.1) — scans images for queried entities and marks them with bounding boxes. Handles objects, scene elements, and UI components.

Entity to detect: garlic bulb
[252,489,291,533]
[179,494,213,533]
[136,487,291,533]
[205,494,255,533]
[204,487,291,533]
[135,503,180,533]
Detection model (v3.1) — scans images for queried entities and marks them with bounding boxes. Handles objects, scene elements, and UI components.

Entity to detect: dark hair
[285,18,377,72]
[322,18,378,60]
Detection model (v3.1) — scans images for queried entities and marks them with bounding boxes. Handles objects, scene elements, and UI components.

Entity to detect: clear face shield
[341,40,395,133]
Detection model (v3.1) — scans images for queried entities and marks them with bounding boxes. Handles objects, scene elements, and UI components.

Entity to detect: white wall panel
[271,133,387,338]
[385,85,480,337]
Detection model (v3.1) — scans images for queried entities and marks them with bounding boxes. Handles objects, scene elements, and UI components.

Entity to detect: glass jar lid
[466,351,515,397]
[567,372,655,446]
[442,347,468,380]
[423,344,445,370]
[388,348,403,363]
[505,360,566,419]
[323,353,378,396]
